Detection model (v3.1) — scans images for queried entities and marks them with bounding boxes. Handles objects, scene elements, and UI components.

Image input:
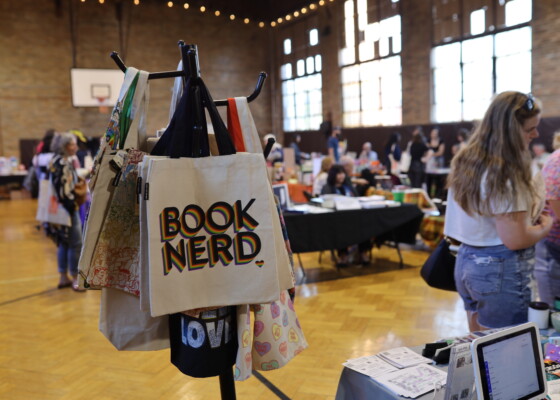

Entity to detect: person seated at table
[321,165,372,266]
[357,142,378,171]
[339,155,370,195]
[312,156,334,196]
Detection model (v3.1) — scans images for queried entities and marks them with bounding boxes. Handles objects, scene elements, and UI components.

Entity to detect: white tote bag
[36,178,71,227]
[99,287,169,351]
[227,97,295,291]
[145,154,282,316]
[78,68,149,289]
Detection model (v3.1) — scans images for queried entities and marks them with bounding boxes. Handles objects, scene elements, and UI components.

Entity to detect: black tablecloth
[283,204,424,254]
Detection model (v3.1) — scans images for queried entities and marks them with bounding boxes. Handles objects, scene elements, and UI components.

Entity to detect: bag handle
[151,77,236,158]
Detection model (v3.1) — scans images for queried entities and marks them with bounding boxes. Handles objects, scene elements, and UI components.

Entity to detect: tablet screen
[474,327,545,400]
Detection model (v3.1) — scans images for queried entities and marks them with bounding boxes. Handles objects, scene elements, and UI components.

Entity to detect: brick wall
[0,0,271,158]
[2,0,560,159]
[533,0,560,117]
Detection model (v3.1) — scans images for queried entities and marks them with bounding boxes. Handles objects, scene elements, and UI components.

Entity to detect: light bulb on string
[258,21,265,28]
[134,0,140,5]
[244,18,250,24]
[319,0,325,5]
[271,21,276,27]
[310,3,316,9]
[167,1,173,7]
[214,10,220,16]
[277,17,283,23]
[200,5,205,12]
[229,14,235,20]
[99,0,104,4]
[286,14,292,20]
[183,3,189,9]
[301,7,308,13]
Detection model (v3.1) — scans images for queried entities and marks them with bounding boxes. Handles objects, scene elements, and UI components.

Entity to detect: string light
[99,0,104,4]
[277,17,283,23]
[271,21,277,27]
[229,14,235,20]
[294,11,300,17]
[286,15,292,20]
[134,0,140,4]
[244,18,250,24]
[319,0,325,4]
[183,3,189,9]
[80,0,85,2]
[301,7,308,13]
[200,5,205,12]
[258,22,265,28]
[167,1,173,7]
[214,10,220,16]
[310,3,317,9]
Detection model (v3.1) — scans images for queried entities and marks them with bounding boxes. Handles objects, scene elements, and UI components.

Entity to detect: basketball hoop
[96,97,109,114]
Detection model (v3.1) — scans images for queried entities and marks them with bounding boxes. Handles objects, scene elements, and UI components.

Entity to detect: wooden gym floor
[0,198,467,400]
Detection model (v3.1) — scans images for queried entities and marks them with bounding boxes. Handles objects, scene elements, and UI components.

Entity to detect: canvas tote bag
[86,76,149,294]
[36,178,72,227]
[145,78,289,317]
[227,97,295,292]
[78,68,148,289]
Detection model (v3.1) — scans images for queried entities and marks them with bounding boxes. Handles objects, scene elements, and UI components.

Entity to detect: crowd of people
[31,91,560,329]
[266,97,560,330]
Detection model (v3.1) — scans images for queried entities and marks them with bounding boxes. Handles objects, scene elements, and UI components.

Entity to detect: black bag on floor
[420,239,457,292]
[169,307,238,378]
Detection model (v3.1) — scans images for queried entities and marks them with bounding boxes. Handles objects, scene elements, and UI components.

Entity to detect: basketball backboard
[70,68,124,107]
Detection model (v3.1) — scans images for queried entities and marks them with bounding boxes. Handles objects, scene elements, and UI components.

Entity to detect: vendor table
[283,204,424,269]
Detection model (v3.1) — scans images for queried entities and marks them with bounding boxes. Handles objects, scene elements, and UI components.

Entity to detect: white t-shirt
[312,172,328,196]
[444,173,543,247]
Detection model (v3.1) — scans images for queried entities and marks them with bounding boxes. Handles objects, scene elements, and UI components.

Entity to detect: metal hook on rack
[109,51,267,105]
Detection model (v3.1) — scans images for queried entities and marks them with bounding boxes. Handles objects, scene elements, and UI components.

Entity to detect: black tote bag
[152,76,238,378]
[420,239,457,292]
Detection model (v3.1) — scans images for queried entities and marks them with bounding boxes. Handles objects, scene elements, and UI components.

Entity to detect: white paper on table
[377,347,434,368]
[444,343,475,400]
[343,355,399,378]
[548,379,560,397]
[375,364,448,399]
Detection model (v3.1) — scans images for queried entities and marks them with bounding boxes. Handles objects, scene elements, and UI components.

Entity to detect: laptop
[471,322,547,400]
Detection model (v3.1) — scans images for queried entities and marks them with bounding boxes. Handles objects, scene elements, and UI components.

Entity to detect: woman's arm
[434,142,445,157]
[495,211,553,250]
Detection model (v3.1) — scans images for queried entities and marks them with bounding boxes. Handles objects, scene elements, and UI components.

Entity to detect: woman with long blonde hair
[444,91,552,331]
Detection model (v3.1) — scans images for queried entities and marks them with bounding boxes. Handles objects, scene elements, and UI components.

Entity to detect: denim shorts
[454,244,535,328]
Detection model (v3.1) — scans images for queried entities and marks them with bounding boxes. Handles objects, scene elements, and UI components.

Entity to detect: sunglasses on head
[522,93,535,112]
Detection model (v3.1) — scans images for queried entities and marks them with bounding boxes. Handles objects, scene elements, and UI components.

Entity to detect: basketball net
[96,97,109,114]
